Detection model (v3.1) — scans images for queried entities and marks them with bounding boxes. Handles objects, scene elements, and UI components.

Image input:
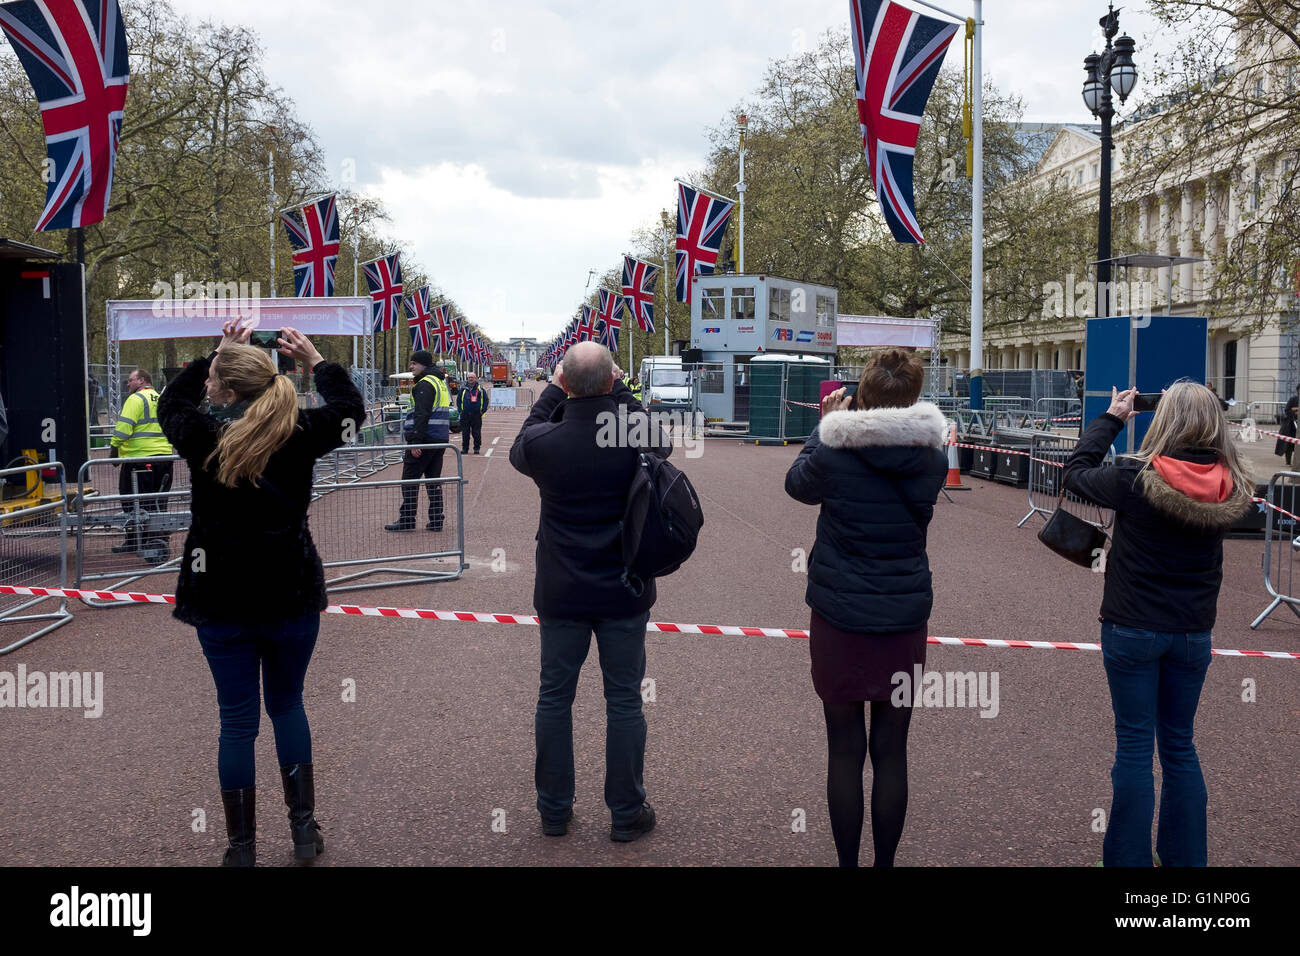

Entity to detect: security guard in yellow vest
[387,350,450,531]
[109,368,174,556]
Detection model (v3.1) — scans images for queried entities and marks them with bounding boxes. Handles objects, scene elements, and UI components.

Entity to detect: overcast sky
[168,0,1168,343]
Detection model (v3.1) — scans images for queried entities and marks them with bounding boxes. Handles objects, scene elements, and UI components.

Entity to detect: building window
[1077,168,1085,185]
[1092,162,1099,180]
[731,287,755,322]
[702,287,725,318]
[1223,339,1237,401]
[768,287,790,323]
[816,294,835,328]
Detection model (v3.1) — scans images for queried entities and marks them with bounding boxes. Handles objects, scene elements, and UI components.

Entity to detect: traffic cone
[945,423,969,490]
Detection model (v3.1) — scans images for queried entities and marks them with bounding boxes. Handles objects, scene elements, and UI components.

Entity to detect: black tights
[823,700,914,867]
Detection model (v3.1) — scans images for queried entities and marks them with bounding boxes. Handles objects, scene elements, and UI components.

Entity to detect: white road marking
[483,448,493,457]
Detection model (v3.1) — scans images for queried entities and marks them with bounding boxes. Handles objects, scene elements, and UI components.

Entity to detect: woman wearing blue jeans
[1064,382,1252,866]
[159,321,364,866]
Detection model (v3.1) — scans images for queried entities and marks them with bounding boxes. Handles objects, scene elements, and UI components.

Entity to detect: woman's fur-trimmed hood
[819,402,949,450]
[1136,467,1253,530]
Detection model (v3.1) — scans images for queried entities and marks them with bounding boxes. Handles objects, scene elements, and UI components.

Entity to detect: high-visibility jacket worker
[389,350,450,532]
[109,368,174,558]
[111,370,172,458]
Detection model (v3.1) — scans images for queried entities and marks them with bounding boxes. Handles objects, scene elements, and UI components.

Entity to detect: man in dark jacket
[509,340,668,843]
[458,371,489,454]
[386,350,450,532]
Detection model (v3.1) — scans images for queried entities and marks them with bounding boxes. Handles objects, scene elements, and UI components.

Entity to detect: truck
[491,361,510,387]
[639,356,693,412]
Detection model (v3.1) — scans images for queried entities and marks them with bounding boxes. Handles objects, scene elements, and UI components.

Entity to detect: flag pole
[970,0,984,411]
[268,150,277,298]
[351,210,359,369]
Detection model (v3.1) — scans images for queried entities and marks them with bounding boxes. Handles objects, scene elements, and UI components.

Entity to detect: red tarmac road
[2,388,1297,866]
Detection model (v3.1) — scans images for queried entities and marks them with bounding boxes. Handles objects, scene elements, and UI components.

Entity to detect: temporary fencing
[68,443,467,607]
[71,455,191,608]
[1016,431,1116,530]
[1251,471,1300,629]
[0,462,73,655]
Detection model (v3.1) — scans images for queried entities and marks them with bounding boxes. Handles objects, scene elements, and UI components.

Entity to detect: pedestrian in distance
[458,371,489,454]
[108,367,174,561]
[1274,383,1299,467]
[784,348,949,867]
[1063,382,1252,867]
[385,349,451,532]
[158,320,365,867]
[509,341,668,843]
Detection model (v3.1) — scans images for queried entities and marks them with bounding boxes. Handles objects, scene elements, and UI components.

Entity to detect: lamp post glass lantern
[1082,2,1138,322]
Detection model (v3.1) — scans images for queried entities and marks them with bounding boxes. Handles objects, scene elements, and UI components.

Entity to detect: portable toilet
[748,353,831,443]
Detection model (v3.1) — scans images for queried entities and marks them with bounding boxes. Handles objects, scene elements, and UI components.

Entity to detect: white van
[639,356,692,410]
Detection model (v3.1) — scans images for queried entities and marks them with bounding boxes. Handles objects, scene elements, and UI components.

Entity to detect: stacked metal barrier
[0,462,73,654]
[1016,431,1116,531]
[1251,471,1300,629]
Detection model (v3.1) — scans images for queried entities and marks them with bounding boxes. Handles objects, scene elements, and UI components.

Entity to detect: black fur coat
[158,354,366,627]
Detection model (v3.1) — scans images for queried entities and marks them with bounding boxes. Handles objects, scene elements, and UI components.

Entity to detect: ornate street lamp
[1082,3,1138,320]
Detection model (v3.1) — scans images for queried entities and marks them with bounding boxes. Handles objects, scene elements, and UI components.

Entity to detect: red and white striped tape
[1,584,1296,659]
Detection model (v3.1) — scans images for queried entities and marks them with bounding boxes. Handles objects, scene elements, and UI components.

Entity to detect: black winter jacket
[1063,413,1253,632]
[509,381,669,619]
[158,354,366,627]
[785,403,949,633]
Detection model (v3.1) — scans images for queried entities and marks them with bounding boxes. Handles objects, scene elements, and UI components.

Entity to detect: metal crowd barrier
[1016,432,1116,531]
[1251,471,1300,629]
[0,462,74,655]
[69,445,467,604]
[72,455,192,607]
[310,443,468,592]
[485,387,534,410]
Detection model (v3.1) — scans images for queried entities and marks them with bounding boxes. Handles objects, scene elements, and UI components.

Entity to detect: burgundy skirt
[809,609,929,703]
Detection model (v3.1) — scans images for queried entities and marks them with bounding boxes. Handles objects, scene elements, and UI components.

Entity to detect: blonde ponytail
[204,344,300,487]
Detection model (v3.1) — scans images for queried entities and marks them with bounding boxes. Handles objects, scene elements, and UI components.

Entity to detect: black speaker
[994,447,1031,488]
[0,248,88,485]
[970,447,997,480]
[681,348,704,364]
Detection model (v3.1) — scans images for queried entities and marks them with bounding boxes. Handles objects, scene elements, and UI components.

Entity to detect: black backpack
[620,452,703,594]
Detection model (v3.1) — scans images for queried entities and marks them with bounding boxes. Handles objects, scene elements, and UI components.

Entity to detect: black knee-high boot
[220,787,256,867]
[280,764,325,860]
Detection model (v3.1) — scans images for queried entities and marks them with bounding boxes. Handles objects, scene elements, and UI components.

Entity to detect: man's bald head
[559,341,615,397]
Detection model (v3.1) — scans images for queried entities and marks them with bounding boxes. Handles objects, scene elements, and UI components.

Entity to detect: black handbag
[1037,492,1109,569]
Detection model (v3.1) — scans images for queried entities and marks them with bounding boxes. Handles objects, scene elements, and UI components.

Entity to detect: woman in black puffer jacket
[159,321,364,867]
[785,349,948,867]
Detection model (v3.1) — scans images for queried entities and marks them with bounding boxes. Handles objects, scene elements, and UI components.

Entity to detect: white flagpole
[268,151,276,298]
[970,0,984,411]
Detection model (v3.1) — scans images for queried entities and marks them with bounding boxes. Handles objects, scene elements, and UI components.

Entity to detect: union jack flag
[362,253,403,331]
[281,194,340,296]
[452,317,469,361]
[405,285,431,350]
[621,255,659,333]
[0,0,129,231]
[576,306,597,342]
[674,181,734,303]
[428,303,451,353]
[596,288,625,350]
[850,0,959,243]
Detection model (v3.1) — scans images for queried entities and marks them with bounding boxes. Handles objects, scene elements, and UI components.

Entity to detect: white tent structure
[105,297,371,412]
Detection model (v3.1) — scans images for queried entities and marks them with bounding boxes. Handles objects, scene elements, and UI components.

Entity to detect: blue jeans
[1100,621,1212,867]
[196,614,321,790]
[535,614,649,827]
